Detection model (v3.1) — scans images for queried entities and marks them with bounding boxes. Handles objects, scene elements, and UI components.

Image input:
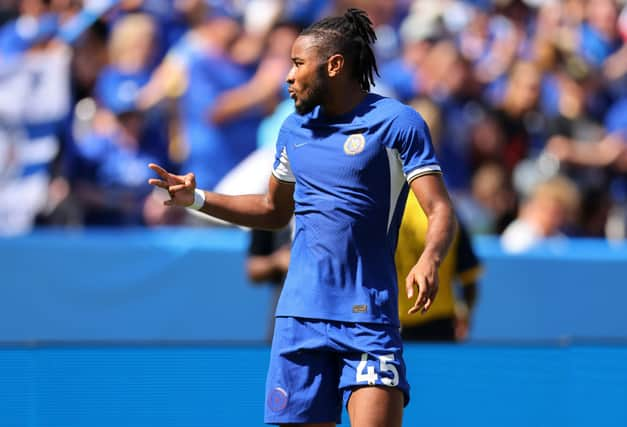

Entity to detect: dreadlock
[300,8,379,91]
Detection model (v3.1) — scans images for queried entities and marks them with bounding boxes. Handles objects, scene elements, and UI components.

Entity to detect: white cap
[399,14,441,43]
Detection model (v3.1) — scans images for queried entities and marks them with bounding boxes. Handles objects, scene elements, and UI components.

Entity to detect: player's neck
[321,82,368,117]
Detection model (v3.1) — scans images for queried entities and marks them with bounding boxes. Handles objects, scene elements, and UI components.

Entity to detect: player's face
[286,35,329,115]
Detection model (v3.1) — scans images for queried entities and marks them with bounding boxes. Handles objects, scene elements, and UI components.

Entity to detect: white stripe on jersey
[406,164,442,183]
[385,147,406,233]
[272,147,296,183]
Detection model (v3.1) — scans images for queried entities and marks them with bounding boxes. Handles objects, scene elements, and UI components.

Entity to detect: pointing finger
[148,178,169,189]
[148,163,169,179]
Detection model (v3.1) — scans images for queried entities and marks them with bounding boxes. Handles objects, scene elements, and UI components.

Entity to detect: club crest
[344,134,365,155]
[268,387,289,412]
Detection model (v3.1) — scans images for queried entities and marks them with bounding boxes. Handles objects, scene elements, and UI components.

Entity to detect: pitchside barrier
[0,228,626,342]
[0,344,626,427]
[0,229,626,426]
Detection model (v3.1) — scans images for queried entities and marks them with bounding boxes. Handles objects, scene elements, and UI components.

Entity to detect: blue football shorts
[264,316,410,425]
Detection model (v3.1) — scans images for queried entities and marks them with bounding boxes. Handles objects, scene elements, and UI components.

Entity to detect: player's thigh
[265,318,343,424]
[336,322,410,407]
[347,386,404,427]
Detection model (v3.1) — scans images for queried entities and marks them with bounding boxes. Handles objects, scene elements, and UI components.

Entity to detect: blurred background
[1,0,627,426]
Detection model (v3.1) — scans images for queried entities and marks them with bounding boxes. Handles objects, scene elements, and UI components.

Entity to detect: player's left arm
[405,173,457,315]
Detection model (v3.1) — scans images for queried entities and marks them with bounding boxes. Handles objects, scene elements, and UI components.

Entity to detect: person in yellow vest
[396,191,482,341]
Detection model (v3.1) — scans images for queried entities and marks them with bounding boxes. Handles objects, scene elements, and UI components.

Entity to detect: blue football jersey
[272,93,441,326]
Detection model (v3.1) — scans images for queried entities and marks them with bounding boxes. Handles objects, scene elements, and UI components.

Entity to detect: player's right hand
[148,163,196,207]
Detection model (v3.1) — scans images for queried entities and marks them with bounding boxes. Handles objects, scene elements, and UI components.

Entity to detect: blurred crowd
[1,0,627,246]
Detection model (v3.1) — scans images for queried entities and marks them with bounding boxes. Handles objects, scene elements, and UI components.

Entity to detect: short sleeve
[272,127,296,183]
[390,106,441,183]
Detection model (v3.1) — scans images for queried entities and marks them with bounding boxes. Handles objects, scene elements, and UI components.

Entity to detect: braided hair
[300,8,379,91]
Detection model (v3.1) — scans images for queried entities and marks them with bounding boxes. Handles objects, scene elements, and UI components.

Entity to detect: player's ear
[327,53,344,77]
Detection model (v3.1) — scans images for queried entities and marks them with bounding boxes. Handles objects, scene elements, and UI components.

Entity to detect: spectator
[139,9,261,192]
[209,21,300,126]
[70,75,173,226]
[67,13,173,226]
[501,175,581,253]
[469,161,518,234]
[491,60,547,172]
[377,11,441,102]
[419,40,487,194]
[470,2,527,86]
[578,0,622,69]
[0,0,72,235]
[69,19,109,103]
[545,93,627,238]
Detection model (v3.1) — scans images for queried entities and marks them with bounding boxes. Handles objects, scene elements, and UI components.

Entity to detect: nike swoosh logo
[294,142,308,148]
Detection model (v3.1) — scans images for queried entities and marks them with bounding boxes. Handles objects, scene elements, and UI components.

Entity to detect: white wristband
[189,188,206,210]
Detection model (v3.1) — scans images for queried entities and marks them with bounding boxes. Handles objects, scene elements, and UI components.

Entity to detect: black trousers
[400,317,456,342]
